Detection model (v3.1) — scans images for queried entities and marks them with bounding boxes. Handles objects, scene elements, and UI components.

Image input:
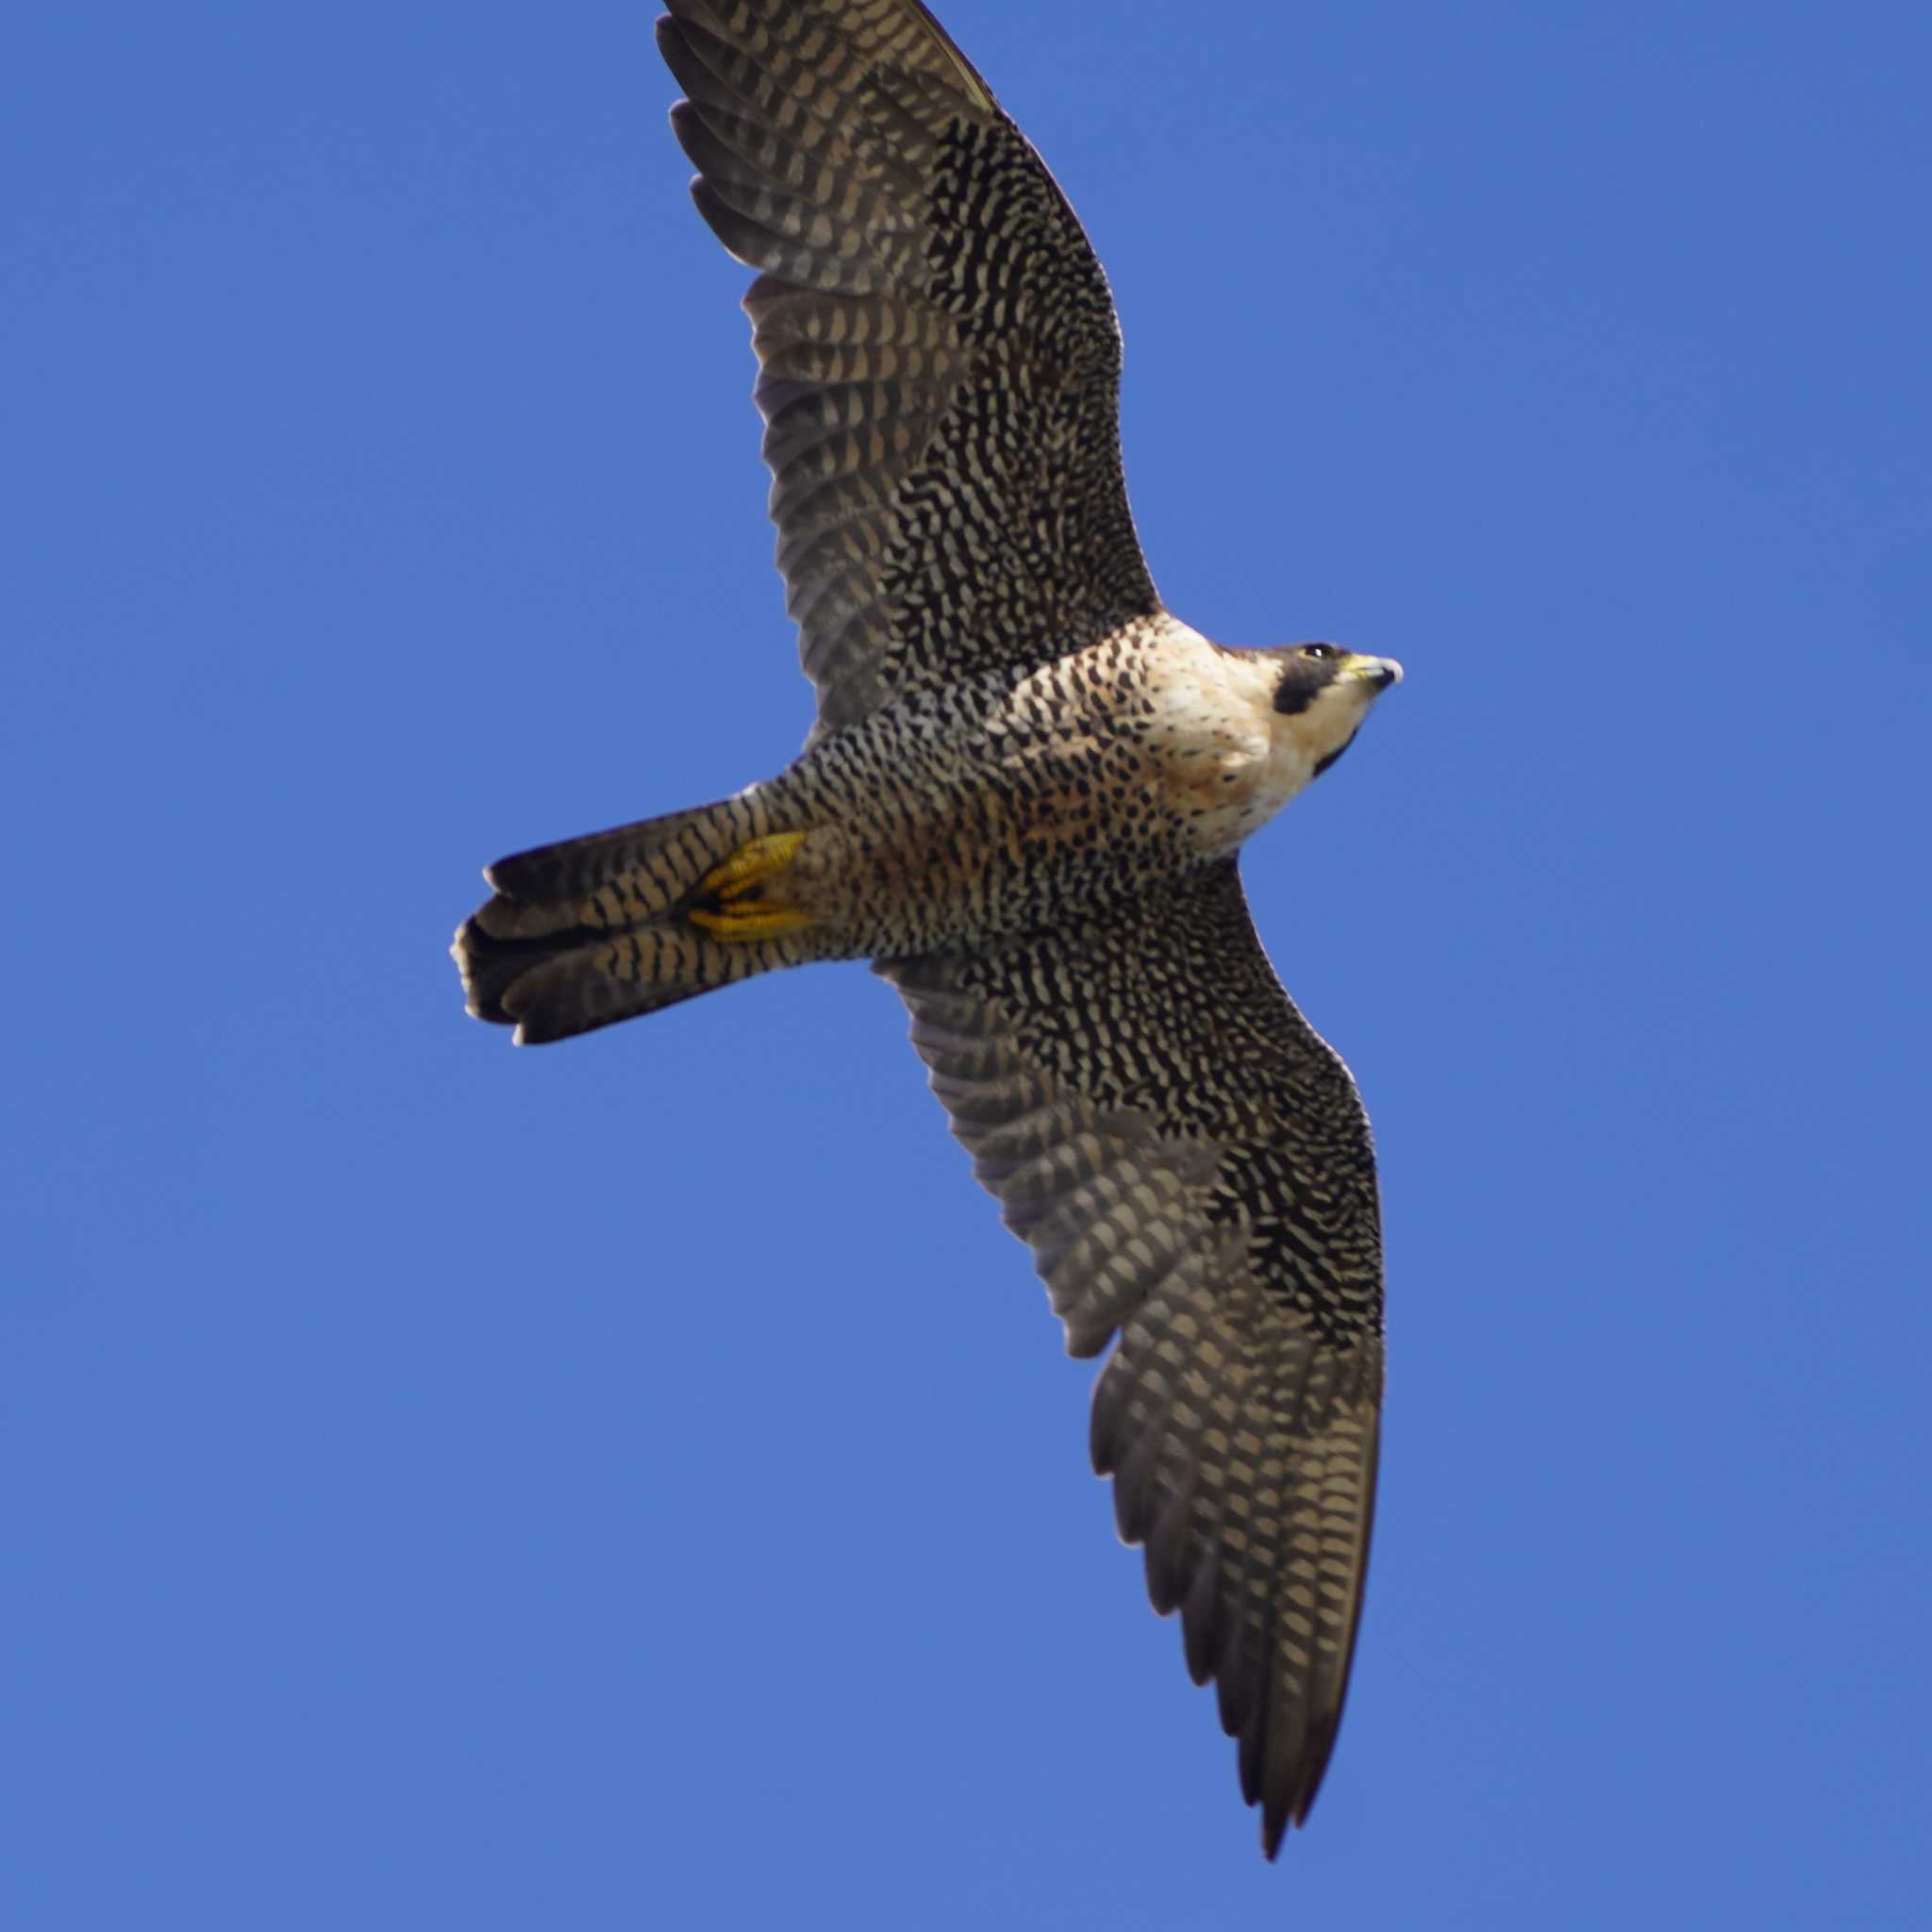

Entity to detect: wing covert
[883,861,1385,1855]
[658,0,1160,733]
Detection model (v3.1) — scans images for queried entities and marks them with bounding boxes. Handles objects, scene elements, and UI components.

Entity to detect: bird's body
[455,0,1404,1857]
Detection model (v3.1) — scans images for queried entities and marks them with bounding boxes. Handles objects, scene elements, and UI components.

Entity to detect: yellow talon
[688,904,814,941]
[690,829,813,941]
[697,830,806,901]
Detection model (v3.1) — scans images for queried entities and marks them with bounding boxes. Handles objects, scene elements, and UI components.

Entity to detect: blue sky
[6,2,1929,1924]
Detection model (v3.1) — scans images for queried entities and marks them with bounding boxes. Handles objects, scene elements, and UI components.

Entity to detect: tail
[452,795,814,1045]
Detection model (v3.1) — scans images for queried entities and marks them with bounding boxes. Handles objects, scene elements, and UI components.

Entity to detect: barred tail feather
[453,796,786,1045]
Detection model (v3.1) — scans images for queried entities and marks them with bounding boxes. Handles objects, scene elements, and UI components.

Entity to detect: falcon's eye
[1274,643,1347,714]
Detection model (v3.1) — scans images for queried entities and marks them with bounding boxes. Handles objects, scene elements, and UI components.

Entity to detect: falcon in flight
[455,0,1402,1857]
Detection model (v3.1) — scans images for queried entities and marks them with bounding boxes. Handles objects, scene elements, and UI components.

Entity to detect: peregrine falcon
[454,0,1402,1858]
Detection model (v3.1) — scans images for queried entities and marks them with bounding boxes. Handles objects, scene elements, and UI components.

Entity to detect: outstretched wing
[883,862,1385,1857]
[658,0,1160,734]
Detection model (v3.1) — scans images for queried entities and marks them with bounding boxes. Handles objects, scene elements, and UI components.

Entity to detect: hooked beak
[1342,654,1404,693]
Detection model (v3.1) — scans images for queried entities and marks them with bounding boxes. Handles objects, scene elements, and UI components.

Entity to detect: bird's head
[1269,642,1403,780]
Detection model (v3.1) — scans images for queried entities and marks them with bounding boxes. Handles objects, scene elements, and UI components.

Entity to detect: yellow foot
[688,830,814,941]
